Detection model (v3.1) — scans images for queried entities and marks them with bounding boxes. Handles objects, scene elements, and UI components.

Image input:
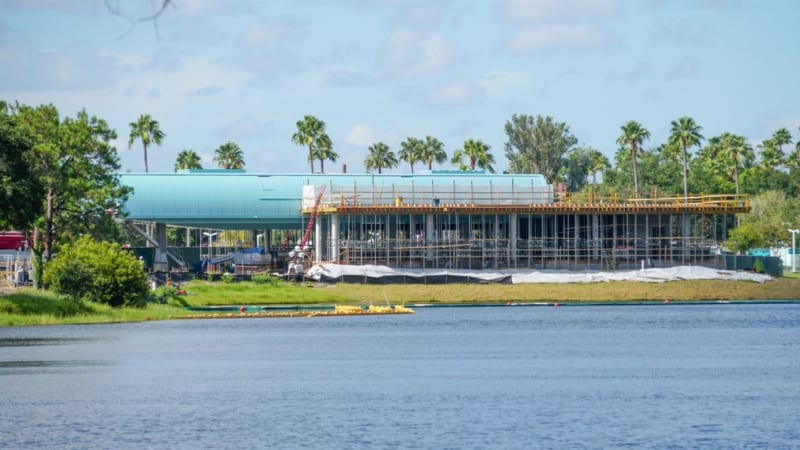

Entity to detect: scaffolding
[302,183,749,271]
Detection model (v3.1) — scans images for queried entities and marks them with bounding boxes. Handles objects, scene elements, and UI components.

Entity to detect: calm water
[1,304,799,449]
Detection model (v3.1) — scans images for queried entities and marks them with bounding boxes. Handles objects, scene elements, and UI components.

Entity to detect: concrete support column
[592,214,600,259]
[509,213,518,267]
[315,218,323,263]
[154,222,168,272]
[426,214,435,261]
[330,215,339,262]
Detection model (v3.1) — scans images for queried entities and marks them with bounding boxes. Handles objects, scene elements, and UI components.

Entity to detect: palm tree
[419,135,447,170]
[758,140,784,171]
[668,116,703,202]
[174,149,202,172]
[213,141,245,169]
[451,139,495,173]
[291,115,330,173]
[364,142,398,174]
[719,133,753,195]
[128,113,165,173]
[399,137,423,173]
[616,121,650,198]
[313,135,338,173]
[587,149,610,186]
[771,127,793,154]
[788,135,800,173]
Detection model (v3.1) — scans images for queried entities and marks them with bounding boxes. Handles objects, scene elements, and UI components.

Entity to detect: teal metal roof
[119,172,549,229]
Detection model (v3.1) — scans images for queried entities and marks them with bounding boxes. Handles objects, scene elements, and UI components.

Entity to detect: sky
[1,0,798,175]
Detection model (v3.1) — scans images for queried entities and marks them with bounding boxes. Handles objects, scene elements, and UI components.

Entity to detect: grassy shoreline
[2,276,800,327]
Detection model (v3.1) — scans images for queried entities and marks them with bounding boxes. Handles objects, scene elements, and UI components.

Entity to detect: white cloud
[237,17,306,47]
[381,28,460,77]
[666,55,699,80]
[324,66,378,87]
[478,70,529,97]
[0,46,125,91]
[343,124,400,154]
[498,0,619,23]
[396,78,485,108]
[501,25,608,53]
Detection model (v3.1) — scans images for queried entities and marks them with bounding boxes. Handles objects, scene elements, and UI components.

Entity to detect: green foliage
[292,115,332,173]
[561,146,593,191]
[452,139,495,173]
[252,273,280,285]
[220,273,234,283]
[128,113,165,173]
[0,106,45,229]
[0,289,96,317]
[9,102,131,289]
[504,114,577,184]
[44,237,149,307]
[753,259,764,273]
[364,142,398,174]
[175,149,202,171]
[726,222,767,253]
[213,141,245,169]
[151,285,188,307]
[399,136,424,173]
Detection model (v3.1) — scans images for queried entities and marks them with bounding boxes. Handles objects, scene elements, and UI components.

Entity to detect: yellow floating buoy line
[177,304,414,320]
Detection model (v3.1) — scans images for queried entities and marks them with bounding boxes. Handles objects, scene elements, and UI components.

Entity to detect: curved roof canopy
[119,171,550,229]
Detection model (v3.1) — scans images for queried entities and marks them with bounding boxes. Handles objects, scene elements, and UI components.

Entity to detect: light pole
[203,231,218,260]
[789,229,799,273]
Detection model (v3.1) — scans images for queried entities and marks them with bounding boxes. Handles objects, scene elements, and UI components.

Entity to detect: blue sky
[1,0,798,174]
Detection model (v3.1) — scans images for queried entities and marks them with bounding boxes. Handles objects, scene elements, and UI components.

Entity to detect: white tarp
[306,263,773,284]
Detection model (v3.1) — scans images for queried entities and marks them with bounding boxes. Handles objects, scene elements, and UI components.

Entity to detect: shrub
[753,259,764,274]
[44,237,149,307]
[251,274,271,284]
[220,273,234,283]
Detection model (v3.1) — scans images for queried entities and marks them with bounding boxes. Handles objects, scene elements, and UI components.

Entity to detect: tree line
[3,100,800,285]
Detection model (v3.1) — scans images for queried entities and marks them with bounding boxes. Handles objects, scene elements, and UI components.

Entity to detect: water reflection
[0,337,99,347]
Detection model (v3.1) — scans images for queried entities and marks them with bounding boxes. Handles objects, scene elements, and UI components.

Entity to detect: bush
[44,237,149,307]
[220,273,234,283]
[753,259,764,273]
[252,273,279,286]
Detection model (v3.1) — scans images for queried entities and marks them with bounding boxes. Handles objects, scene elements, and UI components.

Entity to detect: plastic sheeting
[306,264,773,284]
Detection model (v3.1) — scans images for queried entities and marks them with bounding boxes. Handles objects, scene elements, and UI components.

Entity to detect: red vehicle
[0,231,28,250]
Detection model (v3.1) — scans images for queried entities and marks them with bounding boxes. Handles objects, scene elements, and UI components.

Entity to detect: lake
[2,303,799,449]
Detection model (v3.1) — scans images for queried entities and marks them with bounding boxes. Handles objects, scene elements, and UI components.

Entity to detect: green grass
[3,275,800,327]
[0,288,194,327]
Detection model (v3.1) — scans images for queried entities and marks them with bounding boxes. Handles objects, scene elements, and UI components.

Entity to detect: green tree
[44,236,148,307]
[128,113,165,173]
[0,102,45,230]
[451,139,495,173]
[419,135,447,171]
[757,140,784,171]
[720,133,754,195]
[174,149,202,171]
[291,115,330,173]
[561,147,593,191]
[399,137,423,173]
[504,114,577,184]
[313,134,338,173]
[364,142,398,174]
[213,141,245,169]
[12,103,130,288]
[771,127,793,156]
[668,116,703,201]
[587,148,610,186]
[616,120,650,199]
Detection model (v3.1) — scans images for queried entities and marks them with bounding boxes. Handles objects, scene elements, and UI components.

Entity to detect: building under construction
[119,171,749,273]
